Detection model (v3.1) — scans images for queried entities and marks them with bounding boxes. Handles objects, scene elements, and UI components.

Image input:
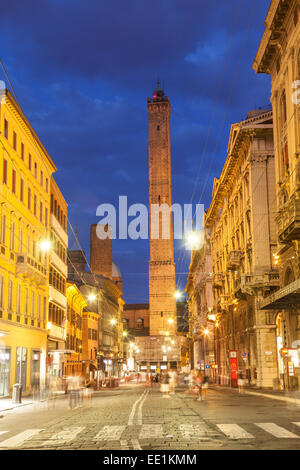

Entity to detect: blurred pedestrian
[169,370,177,395]
[238,370,245,394]
[194,371,203,401]
[160,370,170,398]
[201,374,209,400]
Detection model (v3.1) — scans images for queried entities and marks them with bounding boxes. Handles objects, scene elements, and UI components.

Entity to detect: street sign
[241,352,247,358]
[205,365,210,369]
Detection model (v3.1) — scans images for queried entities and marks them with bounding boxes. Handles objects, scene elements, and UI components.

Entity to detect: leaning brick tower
[147,82,177,337]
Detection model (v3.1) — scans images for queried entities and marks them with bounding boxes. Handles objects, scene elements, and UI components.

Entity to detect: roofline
[4,89,57,172]
[206,111,273,227]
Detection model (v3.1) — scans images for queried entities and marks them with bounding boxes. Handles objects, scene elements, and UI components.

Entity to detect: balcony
[227,251,241,271]
[276,191,300,243]
[216,294,229,311]
[50,250,68,277]
[16,255,48,285]
[49,285,67,309]
[234,272,280,296]
[48,323,66,341]
[50,214,68,246]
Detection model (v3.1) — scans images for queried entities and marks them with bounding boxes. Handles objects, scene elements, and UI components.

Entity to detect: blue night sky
[0,0,271,304]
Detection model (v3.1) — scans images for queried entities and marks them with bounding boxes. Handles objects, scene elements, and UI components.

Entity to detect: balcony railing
[234,272,279,293]
[276,190,300,243]
[16,255,48,285]
[213,273,224,288]
[216,294,229,311]
[227,250,242,270]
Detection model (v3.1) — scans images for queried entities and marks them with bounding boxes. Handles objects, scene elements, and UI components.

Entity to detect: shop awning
[259,279,300,310]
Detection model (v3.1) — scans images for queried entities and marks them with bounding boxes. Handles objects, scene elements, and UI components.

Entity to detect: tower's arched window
[136,318,144,329]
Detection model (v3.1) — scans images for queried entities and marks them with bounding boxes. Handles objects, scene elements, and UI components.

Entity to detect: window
[27,188,31,210]
[34,162,37,179]
[40,171,43,187]
[8,280,13,311]
[40,202,43,223]
[45,208,48,228]
[38,295,41,321]
[3,159,7,184]
[12,169,16,194]
[34,195,37,216]
[13,131,17,151]
[43,296,46,322]
[31,292,35,320]
[17,284,21,315]
[20,178,24,202]
[1,215,6,244]
[25,288,29,317]
[10,222,15,251]
[4,119,8,139]
[46,178,49,192]
[0,274,4,310]
[28,153,32,170]
[21,143,24,160]
[18,227,23,254]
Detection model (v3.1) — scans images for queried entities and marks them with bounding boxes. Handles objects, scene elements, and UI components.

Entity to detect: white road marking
[0,429,43,448]
[217,424,255,440]
[139,424,164,440]
[137,390,149,425]
[179,423,218,438]
[293,422,300,428]
[94,425,125,441]
[43,427,85,446]
[254,423,300,438]
[131,439,142,450]
[0,431,8,436]
[128,390,147,425]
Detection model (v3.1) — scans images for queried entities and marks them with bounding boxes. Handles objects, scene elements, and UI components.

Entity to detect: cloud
[0,0,271,301]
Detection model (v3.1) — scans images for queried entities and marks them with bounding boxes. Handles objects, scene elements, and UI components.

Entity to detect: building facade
[206,110,280,388]
[67,224,124,379]
[46,177,68,382]
[64,282,86,377]
[253,0,300,389]
[0,89,56,396]
[186,233,215,376]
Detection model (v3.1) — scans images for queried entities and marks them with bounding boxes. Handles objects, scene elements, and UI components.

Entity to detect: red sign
[229,350,238,387]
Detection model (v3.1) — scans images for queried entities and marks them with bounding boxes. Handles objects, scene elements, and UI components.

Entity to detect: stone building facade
[253,0,300,389]
[205,110,280,388]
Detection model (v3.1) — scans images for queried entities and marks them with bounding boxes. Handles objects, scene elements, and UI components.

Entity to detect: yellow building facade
[0,89,57,396]
[64,283,87,377]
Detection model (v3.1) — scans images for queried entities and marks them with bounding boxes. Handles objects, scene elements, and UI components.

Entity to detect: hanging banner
[229,350,238,387]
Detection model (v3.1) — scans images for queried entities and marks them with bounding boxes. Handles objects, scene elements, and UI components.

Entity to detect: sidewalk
[0,384,145,413]
[214,384,300,405]
[0,391,66,413]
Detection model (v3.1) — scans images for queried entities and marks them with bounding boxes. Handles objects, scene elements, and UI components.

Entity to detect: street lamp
[39,239,51,252]
[174,290,182,300]
[88,293,97,302]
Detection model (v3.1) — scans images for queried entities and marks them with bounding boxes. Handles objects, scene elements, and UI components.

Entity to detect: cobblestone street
[1,384,300,450]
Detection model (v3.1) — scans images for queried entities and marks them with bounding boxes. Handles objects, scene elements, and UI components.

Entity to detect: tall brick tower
[148,82,177,337]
